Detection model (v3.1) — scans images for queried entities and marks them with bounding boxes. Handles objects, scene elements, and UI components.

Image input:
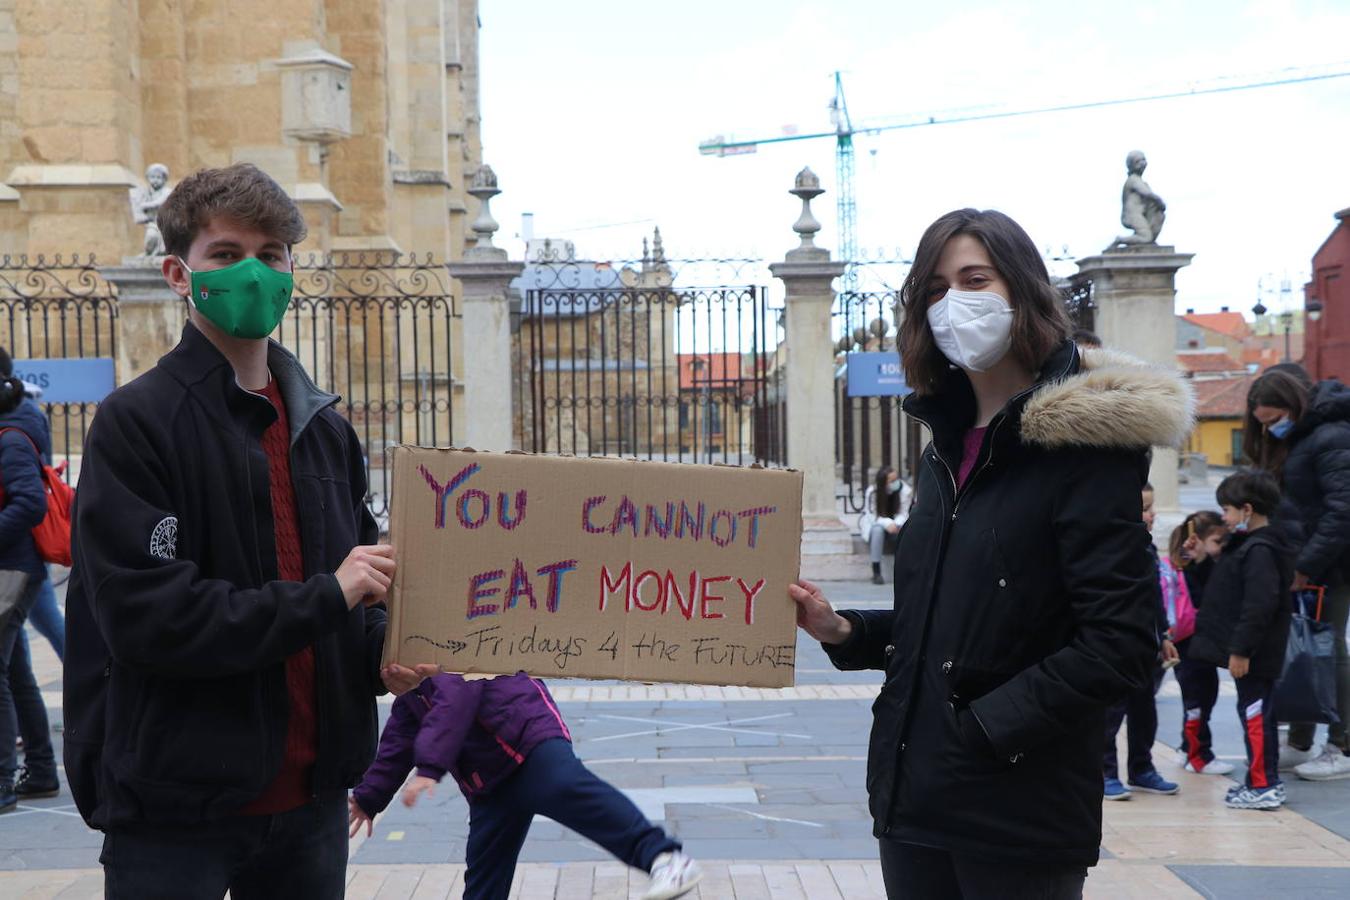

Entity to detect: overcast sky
[478,0,1350,315]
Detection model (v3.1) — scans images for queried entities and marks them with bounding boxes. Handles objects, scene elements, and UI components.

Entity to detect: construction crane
[699,61,1350,287]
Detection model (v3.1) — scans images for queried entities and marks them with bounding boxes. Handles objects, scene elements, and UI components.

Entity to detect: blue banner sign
[846,351,909,397]
[12,358,116,404]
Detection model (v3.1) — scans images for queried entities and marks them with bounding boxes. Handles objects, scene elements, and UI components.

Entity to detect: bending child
[350,672,701,900]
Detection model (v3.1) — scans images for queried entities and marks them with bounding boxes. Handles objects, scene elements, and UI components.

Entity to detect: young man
[64,164,431,898]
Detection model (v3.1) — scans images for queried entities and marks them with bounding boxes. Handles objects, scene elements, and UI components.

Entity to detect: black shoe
[871,573,885,585]
[0,784,15,814]
[14,767,59,799]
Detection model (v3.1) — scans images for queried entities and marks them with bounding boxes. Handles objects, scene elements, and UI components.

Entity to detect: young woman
[791,208,1192,899]
[860,466,910,585]
[1244,369,1350,780]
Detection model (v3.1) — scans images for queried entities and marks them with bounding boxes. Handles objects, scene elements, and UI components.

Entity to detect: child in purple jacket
[349,672,701,900]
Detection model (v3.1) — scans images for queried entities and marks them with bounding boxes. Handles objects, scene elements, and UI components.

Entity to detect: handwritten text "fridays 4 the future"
[419,463,781,624]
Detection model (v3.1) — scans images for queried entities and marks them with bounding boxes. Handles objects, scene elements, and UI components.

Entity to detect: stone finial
[789,167,825,253]
[652,226,666,263]
[467,164,502,252]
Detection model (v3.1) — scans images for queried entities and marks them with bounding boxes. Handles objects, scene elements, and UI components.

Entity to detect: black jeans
[879,840,1086,900]
[1102,667,1164,781]
[465,738,678,900]
[1175,644,1220,768]
[0,571,52,787]
[100,790,347,899]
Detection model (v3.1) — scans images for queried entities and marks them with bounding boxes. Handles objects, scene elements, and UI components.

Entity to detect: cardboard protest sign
[382,448,804,687]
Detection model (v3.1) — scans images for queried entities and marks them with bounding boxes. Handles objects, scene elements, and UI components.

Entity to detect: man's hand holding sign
[382,448,804,687]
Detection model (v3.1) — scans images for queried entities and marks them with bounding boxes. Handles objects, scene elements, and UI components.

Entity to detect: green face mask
[181,257,294,340]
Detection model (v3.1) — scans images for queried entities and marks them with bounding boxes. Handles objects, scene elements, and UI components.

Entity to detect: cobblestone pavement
[4,573,1349,898]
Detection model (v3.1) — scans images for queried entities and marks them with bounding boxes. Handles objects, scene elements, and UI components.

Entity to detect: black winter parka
[64,324,386,829]
[1188,528,1295,680]
[824,342,1192,868]
[1280,379,1350,582]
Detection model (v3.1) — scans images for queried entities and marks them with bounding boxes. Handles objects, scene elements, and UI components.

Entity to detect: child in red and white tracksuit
[1189,472,1294,810]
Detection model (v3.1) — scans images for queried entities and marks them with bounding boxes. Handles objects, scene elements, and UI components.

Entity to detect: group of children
[1107,471,1297,810]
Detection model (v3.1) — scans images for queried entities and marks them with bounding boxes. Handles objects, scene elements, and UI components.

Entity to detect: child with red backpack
[0,371,56,813]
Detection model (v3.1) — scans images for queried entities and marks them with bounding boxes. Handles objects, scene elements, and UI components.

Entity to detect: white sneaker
[1294,747,1350,782]
[1278,741,1321,771]
[644,851,703,900]
[1184,758,1235,775]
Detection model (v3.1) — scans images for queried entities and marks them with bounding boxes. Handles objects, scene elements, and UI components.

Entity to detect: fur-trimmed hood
[1020,347,1195,451]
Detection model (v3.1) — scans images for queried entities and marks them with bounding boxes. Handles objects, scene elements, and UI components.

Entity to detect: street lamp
[1307,298,1324,322]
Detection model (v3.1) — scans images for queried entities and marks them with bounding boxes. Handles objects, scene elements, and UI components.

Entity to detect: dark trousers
[465,738,678,900]
[100,790,348,899]
[1,572,53,786]
[1175,644,1220,768]
[879,840,1086,900]
[1103,667,1164,781]
[1236,675,1280,790]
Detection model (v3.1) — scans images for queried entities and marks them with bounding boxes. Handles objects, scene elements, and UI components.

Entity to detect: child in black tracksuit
[1190,471,1294,810]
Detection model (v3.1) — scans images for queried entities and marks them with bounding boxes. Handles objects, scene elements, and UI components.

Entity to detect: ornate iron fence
[0,255,118,472]
[512,254,785,466]
[833,289,922,517]
[281,252,458,517]
[1064,275,1095,334]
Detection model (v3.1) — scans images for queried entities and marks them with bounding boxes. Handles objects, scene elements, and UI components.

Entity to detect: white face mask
[926,289,1014,373]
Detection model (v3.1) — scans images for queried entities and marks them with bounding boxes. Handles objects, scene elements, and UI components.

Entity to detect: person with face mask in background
[1243,368,1350,781]
[790,208,1192,899]
[860,466,911,585]
[63,164,438,899]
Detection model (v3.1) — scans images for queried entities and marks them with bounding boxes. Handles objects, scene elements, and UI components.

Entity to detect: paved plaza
[5,546,1350,897]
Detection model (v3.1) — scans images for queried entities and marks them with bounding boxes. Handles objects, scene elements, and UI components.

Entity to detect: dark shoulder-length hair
[873,465,899,518]
[1242,370,1309,476]
[898,209,1070,396]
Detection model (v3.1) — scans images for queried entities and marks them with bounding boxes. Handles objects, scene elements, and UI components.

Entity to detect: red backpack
[0,427,75,567]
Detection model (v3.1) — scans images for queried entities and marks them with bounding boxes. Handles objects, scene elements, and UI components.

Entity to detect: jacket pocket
[111,670,276,804]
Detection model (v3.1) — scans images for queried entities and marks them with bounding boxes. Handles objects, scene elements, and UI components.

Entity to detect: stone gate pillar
[769,169,856,579]
[1075,245,1193,511]
[100,260,186,384]
[446,165,522,452]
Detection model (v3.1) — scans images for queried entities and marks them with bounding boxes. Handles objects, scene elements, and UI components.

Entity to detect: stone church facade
[0,0,485,262]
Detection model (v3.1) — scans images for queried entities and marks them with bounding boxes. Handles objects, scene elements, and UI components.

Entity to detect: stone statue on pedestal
[1110,150,1166,248]
[129,163,171,257]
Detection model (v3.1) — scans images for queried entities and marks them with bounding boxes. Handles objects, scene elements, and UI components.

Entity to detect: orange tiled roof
[1177,349,1246,374]
[1183,311,1251,340]
[1192,375,1253,418]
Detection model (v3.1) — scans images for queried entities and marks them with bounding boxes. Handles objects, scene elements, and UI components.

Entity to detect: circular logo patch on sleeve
[149,516,179,560]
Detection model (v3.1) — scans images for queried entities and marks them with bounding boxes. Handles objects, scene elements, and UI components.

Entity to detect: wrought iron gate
[833,289,922,516]
[0,255,118,472]
[279,252,458,517]
[514,257,784,465]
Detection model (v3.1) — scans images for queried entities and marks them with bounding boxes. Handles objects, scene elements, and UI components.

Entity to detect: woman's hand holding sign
[788,579,853,646]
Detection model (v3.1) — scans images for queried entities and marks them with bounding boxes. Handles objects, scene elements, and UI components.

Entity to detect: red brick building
[1304,207,1350,381]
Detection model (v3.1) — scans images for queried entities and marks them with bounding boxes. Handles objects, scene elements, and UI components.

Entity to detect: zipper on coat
[881,432,956,828]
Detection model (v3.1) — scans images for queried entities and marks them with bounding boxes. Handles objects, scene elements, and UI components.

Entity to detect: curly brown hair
[157,163,307,258]
[898,209,1070,396]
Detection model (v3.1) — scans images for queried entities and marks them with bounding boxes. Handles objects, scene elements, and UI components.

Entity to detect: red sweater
[237,380,318,815]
